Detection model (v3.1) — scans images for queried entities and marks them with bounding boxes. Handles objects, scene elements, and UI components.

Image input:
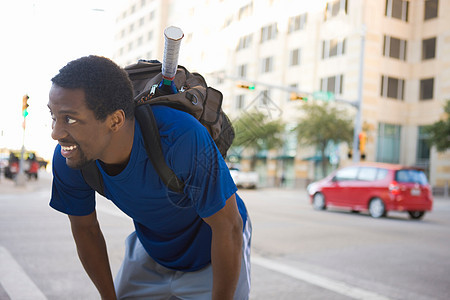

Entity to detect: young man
[48,56,251,300]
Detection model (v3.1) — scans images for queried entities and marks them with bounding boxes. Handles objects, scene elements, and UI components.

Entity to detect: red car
[306,162,433,219]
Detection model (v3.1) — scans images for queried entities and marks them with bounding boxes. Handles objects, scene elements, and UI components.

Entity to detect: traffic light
[358,131,367,159]
[236,83,255,90]
[22,94,29,117]
[290,92,308,101]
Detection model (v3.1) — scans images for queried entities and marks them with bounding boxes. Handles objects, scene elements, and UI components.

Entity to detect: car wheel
[408,211,425,220]
[313,193,326,210]
[369,198,386,218]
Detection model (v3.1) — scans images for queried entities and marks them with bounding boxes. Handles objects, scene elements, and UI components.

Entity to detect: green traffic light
[23,110,28,117]
[248,85,255,90]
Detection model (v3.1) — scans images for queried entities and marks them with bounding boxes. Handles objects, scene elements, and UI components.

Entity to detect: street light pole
[352,25,366,163]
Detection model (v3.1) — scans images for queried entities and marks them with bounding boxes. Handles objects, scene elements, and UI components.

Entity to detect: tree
[231,111,285,168]
[295,102,353,177]
[424,100,450,152]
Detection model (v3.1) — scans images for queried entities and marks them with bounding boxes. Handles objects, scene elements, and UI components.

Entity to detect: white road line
[252,256,391,300]
[0,246,47,300]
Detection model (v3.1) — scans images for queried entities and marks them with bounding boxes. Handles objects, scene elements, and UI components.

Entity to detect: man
[48,55,251,300]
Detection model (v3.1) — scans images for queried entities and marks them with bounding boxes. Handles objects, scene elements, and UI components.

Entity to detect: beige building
[113,0,449,190]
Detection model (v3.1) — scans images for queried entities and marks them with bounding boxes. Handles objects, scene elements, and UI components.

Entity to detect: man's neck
[100,119,135,176]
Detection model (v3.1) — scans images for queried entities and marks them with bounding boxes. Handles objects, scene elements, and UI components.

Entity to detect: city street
[1,171,450,300]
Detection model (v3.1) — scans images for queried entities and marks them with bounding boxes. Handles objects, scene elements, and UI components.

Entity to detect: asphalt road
[1,171,449,300]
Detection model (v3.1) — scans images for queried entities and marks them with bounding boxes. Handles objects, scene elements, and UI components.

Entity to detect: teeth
[62,145,77,151]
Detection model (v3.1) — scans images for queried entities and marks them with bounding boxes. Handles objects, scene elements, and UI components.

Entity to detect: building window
[237,64,247,77]
[383,35,407,60]
[260,90,271,106]
[385,0,409,22]
[147,31,153,41]
[139,17,145,27]
[377,123,401,164]
[288,13,307,33]
[236,95,245,110]
[261,23,278,43]
[289,48,301,66]
[238,3,253,20]
[325,0,347,20]
[320,74,343,95]
[381,75,404,100]
[149,10,155,21]
[422,37,436,60]
[237,34,253,51]
[261,57,274,73]
[417,126,431,162]
[137,36,143,46]
[424,0,438,20]
[420,78,434,100]
[322,39,346,59]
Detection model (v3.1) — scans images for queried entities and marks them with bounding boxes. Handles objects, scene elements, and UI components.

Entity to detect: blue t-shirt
[50,105,247,271]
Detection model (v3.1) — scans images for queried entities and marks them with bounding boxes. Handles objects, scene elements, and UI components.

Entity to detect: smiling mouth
[61,145,77,151]
[60,144,78,158]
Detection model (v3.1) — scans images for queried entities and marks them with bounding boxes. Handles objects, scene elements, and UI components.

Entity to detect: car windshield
[395,169,428,185]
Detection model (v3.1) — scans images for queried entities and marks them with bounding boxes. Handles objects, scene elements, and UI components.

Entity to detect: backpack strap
[135,103,185,193]
[81,160,105,197]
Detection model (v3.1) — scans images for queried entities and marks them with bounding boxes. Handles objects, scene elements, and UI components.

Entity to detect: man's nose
[51,120,67,141]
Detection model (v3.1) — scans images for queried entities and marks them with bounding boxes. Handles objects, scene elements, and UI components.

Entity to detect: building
[112,0,449,190]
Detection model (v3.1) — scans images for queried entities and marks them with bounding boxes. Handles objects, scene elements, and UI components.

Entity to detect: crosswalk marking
[0,246,47,300]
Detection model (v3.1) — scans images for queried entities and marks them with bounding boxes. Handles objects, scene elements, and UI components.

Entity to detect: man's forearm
[70,217,116,299]
[210,226,243,300]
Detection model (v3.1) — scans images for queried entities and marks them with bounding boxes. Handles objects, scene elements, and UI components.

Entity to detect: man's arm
[203,193,244,300]
[68,211,116,300]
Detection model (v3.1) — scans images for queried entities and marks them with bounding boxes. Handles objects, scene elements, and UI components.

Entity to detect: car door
[326,166,359,207]
[346,167,378,209]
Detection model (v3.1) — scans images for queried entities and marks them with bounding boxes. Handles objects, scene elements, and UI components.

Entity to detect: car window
[395,169,428,185]
[335,167,358,181]
[376,168,389,180]
[357,167,378,181]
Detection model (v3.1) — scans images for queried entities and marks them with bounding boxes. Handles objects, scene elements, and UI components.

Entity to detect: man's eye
[65,116,77,124]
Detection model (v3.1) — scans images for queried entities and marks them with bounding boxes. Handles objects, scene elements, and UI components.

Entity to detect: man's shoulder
[151,105,205,136]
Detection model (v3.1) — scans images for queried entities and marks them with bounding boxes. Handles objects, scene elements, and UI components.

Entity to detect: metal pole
[352,25,366,163]
[15,119,27,186]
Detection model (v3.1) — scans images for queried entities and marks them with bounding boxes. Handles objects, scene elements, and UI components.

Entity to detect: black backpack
[81,60,235,195]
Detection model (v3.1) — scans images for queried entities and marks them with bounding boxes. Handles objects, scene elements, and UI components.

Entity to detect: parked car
[229,167,259,189]
[306,162,433,219]
[3,151,43,180]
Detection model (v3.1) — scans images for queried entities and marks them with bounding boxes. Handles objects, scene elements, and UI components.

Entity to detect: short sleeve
[50,145,96,216]
[168,122,237,218]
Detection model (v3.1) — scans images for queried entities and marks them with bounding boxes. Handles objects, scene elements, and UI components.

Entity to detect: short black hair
[51,55,134,121]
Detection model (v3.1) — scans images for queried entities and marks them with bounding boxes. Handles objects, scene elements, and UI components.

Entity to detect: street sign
[313,91,334,101]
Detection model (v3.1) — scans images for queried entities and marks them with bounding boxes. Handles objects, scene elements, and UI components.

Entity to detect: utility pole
[352,25,366,163]
[16,94,29,187]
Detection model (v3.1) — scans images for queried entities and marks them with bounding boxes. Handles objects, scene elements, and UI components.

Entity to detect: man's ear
[109,110,126,132]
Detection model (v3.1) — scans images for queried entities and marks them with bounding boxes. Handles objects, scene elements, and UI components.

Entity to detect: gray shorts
[115,218,252,300]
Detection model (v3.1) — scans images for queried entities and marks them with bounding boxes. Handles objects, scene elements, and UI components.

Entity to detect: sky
[0,0,118,160]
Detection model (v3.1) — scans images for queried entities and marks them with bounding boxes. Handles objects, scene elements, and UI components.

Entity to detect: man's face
[48,85,113,169]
